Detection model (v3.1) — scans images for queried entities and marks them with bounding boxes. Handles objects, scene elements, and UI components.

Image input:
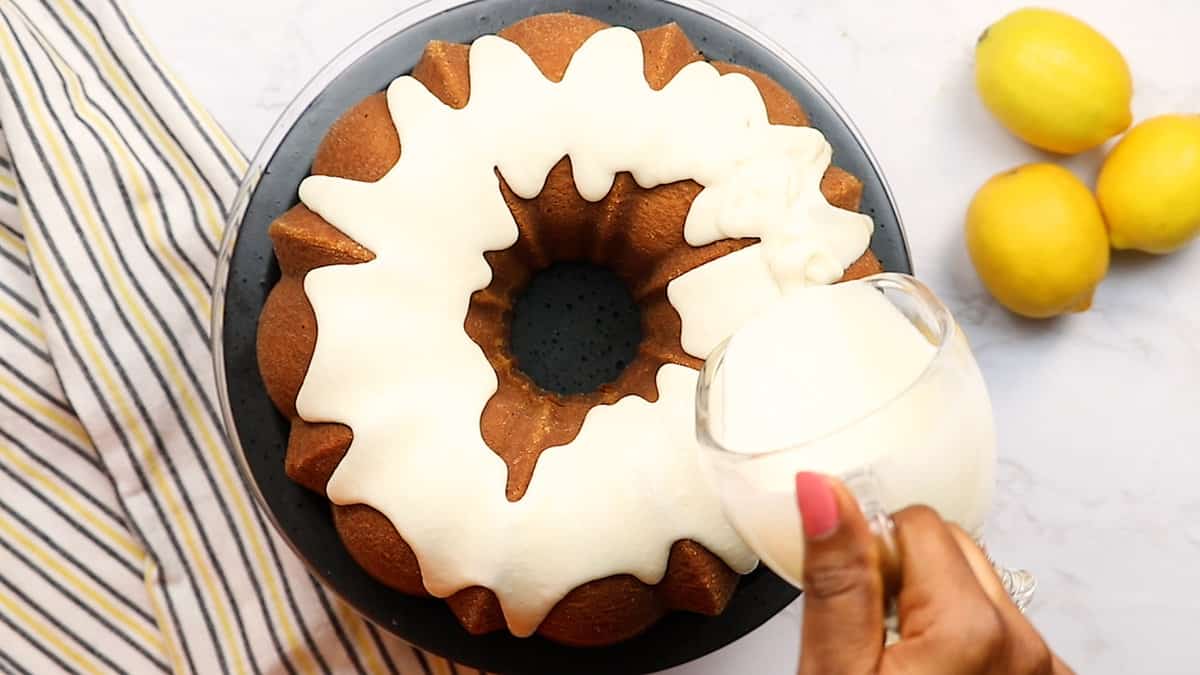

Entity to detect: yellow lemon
[966,163,1110,318]
[975,8,1132,154]
[1096,114,1200,254]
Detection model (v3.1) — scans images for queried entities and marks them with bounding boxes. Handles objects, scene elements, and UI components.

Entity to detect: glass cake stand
[211,0,909,672]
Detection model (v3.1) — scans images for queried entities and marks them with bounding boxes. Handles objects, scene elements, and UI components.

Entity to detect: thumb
[797,472,885,675]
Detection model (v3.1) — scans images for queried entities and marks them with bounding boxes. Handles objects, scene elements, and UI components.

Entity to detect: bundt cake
[257,12,884,647]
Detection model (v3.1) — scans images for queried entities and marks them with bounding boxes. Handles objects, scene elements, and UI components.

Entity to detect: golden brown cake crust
[257,12,884,647]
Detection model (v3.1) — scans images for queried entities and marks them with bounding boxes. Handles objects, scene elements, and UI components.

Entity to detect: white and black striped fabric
[0,1,479,673]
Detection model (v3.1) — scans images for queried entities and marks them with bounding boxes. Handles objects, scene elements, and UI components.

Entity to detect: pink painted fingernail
[795,472,840,540]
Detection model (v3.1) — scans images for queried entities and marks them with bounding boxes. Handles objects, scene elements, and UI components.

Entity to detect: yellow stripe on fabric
[26,13,319,673]
[0,370,93,448]
[0,31,249,675]
[117,13,246,176]
[0,171,16,192]
[187,96,247,176]
[56,3,224,243]
[333,601,388,675]
[21,203,248,675]
[0,293,43,341]
[0,441,140,559]
[0,512,163,653]
[143,557,189,675]
[0,578,110,674]
[0,222,26,254]
[30,30,211,316]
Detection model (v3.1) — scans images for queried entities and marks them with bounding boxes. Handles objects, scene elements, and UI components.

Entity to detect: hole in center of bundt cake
[509,262,642,395]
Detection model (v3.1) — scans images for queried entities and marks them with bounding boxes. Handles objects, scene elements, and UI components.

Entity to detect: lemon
[1096,114,1200,254]
[966,163,1110,318]
[975,8,1132,154]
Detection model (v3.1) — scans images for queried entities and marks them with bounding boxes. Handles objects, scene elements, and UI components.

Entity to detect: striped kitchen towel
[0,1,475,673]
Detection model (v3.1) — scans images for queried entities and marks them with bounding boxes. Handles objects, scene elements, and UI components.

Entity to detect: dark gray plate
[214,1,910,673]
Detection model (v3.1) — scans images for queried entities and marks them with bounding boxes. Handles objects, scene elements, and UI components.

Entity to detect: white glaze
[296,26,871,636]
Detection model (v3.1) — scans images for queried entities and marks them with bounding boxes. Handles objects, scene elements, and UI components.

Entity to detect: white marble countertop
[126,0,1200,672]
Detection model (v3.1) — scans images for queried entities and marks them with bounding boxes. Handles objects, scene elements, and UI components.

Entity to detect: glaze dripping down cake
[257,12,883,647]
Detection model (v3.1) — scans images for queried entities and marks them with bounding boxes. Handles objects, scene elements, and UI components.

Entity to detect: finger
[947,526,1009,608]
[881,506,1008,675]
[892,507,997,637]
[949,527,1058,675]
[797,473,885,675]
